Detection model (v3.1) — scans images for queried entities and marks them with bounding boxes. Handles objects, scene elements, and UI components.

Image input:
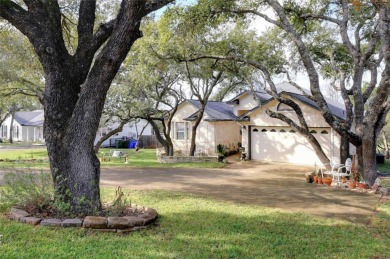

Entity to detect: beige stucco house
[171,100,242,156]
[172,82,350,167]
[229,82,351,166]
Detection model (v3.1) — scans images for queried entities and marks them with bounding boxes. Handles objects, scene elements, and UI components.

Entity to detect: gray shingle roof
[287,93,346,119]
[14,110,44,126]
[185,100,243,121]
[226,89,272,105]
[237,82,346,120]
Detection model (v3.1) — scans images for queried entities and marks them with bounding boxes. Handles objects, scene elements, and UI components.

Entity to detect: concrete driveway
[101,161,380,224]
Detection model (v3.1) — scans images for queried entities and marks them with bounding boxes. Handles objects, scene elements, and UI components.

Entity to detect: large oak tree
[180,0,390,185]
[0,0,173,214]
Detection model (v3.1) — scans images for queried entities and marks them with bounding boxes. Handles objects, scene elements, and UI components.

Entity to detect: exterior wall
[232,92,259,116]
[23,126,44,142]
[171,102,241,156]
[171,102,198,155]
[94,119,153,147]
[246,99,332,128]
[241,99,344,166]
[171,102,216,155]
[213,121,242,153]
[0,116,43,142]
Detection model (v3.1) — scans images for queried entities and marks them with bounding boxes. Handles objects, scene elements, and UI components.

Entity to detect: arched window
[277,103,294,111]
[280,129,286,133]
[253,128,259,132]
[270,129,276,132]
[289,130,296,133]
[310,130,317,134]
[261,129,267,132]
[321,130,329,134]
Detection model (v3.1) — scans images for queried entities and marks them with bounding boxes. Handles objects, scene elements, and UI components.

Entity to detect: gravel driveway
[100,161,380,224]
[0,159,380,224]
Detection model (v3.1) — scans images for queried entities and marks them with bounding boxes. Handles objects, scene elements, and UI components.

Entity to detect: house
[0,110,44,142]
[171,100,243,156]
[228,82,349,166]
[94,119,153,147]
[171,82,350,166]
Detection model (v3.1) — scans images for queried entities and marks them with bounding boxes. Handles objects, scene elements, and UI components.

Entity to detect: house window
[261,129,267,132]
[289,130,296,133]
[310,130,317,134]
[176,122,186,140]
[253,128,259,132]
[270,129,276,132]
[1,125,7,138]
[321,130,329,134]
[280,129,286,133]
[13,126,19,139]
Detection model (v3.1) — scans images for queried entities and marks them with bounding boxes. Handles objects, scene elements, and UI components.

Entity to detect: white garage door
[250,126,333,166]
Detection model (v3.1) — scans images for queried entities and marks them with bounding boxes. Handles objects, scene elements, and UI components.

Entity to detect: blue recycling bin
[128,140,137,149]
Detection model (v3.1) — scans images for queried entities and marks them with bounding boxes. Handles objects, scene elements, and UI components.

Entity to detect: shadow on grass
[1,190,388,258]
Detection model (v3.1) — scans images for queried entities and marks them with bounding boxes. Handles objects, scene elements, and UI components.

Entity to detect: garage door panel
[251,127,332,166]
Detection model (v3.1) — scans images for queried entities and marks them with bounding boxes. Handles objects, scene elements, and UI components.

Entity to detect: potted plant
[322,175,332,186]
[357,176,368,189]
[316,170,323,184]
[216,144,227,163]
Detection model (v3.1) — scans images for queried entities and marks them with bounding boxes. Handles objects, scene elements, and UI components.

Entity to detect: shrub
[0,171,54,212]
[104,186,132,216]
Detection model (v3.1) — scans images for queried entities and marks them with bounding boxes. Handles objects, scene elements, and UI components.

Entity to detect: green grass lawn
[0,148,225,169]
[378,159,390,173]
[0,188,389,258]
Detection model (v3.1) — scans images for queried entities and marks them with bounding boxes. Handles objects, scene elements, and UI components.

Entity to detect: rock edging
[8,206,158,233]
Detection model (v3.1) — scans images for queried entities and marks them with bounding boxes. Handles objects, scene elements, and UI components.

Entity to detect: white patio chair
[321,156,342,178]
[332,158,352,185]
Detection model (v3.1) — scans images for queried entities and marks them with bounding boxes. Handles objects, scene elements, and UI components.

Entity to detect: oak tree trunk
[340,137,350,164]
[189,107,205,156]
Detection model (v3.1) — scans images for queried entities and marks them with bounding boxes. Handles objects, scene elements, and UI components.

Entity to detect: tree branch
[77,0,96,51]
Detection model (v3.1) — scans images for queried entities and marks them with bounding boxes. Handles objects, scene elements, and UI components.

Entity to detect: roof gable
[238,82,346,120]
[14,110,44,126]
[185,100,243,121]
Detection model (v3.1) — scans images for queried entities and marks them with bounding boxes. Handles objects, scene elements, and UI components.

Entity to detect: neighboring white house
[171,82,352,166]
[94,119,153,147]
[0,110,44,142]
[171,100,242,156]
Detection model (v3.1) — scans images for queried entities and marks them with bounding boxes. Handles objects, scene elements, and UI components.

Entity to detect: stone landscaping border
[8,206,158,234]
[157,155,218,163]
[156,147,218,163]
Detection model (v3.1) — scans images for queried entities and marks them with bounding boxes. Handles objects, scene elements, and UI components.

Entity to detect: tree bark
[147,119,174,156]
[135,121,149,151]
[9,112,15,143]
[94,121,127,153]
[0,0,173,214]
[382,131,389,159]
[340,137,350,164]
[189,106,205,156]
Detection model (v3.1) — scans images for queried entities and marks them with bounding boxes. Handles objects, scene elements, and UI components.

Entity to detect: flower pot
[318,178,323,184]
[349,181,356,189]
[313,176,318,183]
[322,178,332,186]
[357,182,367,189]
